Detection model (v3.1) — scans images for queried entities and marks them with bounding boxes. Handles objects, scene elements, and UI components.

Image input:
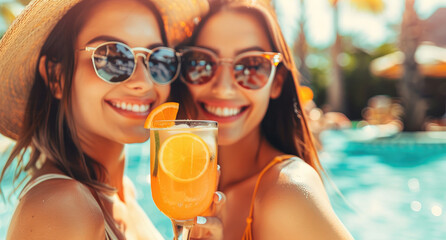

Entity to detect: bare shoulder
[256,158,329,214]
[253,157,353,240]
[7,178,105,240]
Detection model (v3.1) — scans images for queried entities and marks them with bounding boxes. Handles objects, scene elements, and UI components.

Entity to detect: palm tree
[293,0,311,83]
[399,0,425,131]
[0,0,30,30]
[17,0,32,5]
[0,2,22,26]
[327,0,384,114]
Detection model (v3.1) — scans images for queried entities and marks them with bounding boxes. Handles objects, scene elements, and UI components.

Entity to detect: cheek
[252,87,272,115]
[71,84,91,131]
[186,85,200,98]
[185,86,203,106]
[188,84,206,103]
[76,55,97,79]
[71,68,108,128]
[157,85,170,103]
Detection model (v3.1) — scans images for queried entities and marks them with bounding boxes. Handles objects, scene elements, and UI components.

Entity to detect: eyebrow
[235,46,267,55]
[193,45,268,57]
[86,35,164,49]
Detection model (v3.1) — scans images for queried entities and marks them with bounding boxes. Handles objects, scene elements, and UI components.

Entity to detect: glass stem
[172,219,195,240]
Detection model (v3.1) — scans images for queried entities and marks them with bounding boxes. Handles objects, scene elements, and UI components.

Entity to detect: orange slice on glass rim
[159,133,210,182]
[144,102,179,129]
[145,102,179,177]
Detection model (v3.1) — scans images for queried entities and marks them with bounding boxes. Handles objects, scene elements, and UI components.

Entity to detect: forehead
[76,0,162,47]
[195,8,272,54]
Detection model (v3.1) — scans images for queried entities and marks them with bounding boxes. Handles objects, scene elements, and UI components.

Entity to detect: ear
[270,72,284,99]
[39,56,63,99]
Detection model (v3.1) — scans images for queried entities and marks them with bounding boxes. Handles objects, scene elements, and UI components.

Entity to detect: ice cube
[170,123,190,129]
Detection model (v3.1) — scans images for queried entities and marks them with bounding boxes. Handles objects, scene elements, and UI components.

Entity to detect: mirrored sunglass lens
[148,48,179,84]
[181,51,216,85]
[93,43,135,83]
[234,56,271,90]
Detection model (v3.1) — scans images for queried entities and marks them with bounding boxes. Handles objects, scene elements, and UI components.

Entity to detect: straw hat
[0,0,209,140]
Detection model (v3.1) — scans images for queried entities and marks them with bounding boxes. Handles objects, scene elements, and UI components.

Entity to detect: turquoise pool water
[1,131,446,239]
[320,130,446,240]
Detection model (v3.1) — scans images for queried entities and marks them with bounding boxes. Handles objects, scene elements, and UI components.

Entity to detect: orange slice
[159,133,210,182]
[144,102,179,129]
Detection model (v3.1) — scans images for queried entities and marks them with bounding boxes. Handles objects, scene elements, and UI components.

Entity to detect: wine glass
[150,120,218,239]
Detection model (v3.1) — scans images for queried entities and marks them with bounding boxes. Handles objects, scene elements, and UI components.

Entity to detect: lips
[200,102,248,122]
[203,104,242,117]
[106,99,152,119]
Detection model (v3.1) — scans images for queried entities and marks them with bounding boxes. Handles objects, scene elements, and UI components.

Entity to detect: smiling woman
[171,0,353,239]
[0,0,221,239]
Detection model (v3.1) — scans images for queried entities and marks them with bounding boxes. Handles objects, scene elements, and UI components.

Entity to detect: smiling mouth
[107,100,152,116]
[201,102,247,118]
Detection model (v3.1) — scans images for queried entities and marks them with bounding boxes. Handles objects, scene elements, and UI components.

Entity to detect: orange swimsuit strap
[242,154,296,240]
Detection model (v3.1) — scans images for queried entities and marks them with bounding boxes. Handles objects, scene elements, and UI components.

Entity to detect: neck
[218,128,278,191]
[79,135,126,197]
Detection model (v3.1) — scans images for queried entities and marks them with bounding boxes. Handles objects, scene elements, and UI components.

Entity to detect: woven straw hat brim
[0,0,83,140]
[0,0,209,140]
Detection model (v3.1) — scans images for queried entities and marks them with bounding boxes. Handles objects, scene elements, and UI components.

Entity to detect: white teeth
[111,101,150,113]
[216,108,223,116]
[204,104,242,117]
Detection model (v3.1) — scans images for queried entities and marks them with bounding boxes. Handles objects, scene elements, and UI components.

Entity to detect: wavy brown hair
[0,0,167,238]
[171,0,322,174]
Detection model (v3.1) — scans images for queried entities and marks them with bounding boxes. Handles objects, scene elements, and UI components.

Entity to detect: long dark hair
[0,0,167,238]
[171,0,322,173]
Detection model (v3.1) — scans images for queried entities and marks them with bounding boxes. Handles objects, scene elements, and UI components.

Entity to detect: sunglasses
[80,41,180,84]
[179,47,282,90]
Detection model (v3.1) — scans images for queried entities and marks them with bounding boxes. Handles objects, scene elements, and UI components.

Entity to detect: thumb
[200,191,226,217]
[190,215,223,240]
[216,164,221,188]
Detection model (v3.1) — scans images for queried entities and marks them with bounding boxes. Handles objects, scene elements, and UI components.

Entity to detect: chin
[217,133,240,146]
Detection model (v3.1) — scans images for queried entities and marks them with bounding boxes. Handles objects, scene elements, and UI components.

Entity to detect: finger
[216,164,221,189]
[212,191,226,216]
[201,191,226,216]
[190,216,223,240]
[213,191,226,209]
[190,216,209,239]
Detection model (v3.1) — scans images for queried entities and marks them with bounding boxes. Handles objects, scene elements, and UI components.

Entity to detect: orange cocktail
[150,120,218,220]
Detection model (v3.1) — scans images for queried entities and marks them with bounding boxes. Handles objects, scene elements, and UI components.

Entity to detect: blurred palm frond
[328,0,384,14]
[0,2,25,25]
[350,0,384,13]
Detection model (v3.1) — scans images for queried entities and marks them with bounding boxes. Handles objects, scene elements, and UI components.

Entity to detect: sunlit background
[1,0,446,239]
[276,0,446,49]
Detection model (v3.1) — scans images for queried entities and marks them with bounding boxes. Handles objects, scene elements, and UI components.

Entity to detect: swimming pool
[320,130,446,240]
[1,131,446,239]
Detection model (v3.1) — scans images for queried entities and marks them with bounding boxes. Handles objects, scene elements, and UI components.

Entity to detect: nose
[210,63,237,97]
[124,53,153,91]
